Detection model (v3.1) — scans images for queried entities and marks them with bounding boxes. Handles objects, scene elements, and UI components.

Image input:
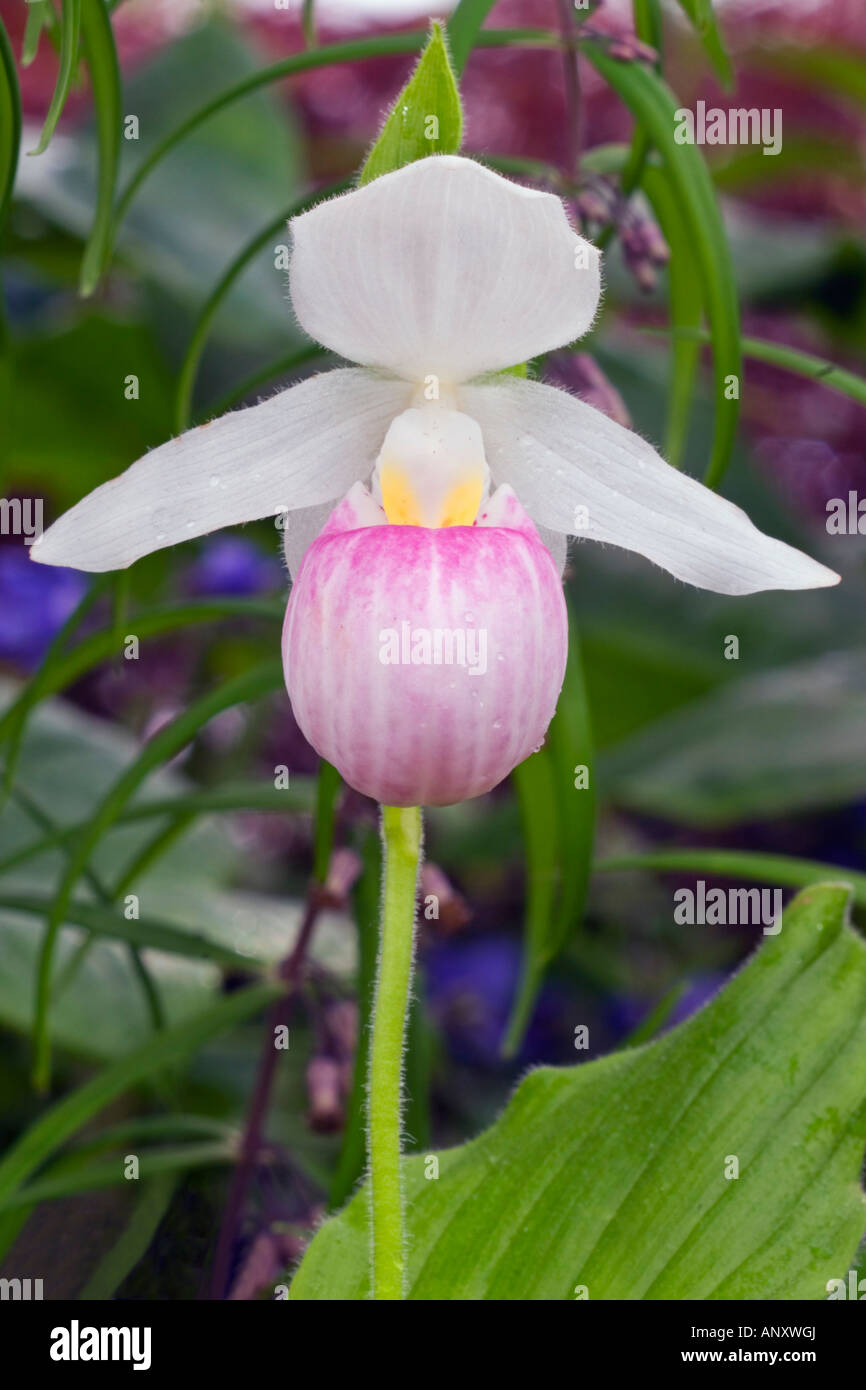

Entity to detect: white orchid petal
[537,525,568,575]
[31,370,410,572]
[289,156,600,384]
[462,378,839,596]
[282,501,337,579]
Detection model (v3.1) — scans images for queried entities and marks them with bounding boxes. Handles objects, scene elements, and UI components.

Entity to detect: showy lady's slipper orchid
[32,156,838,806]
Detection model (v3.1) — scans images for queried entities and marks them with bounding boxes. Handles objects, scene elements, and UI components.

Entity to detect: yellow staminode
[379,462,484,528]
[373,406,489,529]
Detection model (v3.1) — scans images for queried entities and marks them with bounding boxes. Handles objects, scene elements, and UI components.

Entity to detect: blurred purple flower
[425,933,568,1068]
[0,548,86,671]
[740,312,866,521]
[185,536,281,597]
[546,351,633,428]
[606,973,725,1043]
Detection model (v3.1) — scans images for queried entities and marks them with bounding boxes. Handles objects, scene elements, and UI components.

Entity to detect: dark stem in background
[207,887,324,1300]
[557,0,582,184]
[207,762,340,1299]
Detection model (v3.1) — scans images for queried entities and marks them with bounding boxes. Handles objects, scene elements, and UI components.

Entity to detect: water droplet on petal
[151,506,171,542]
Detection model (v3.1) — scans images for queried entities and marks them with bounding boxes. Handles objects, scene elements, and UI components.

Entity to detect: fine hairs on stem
[367,804,424,1299]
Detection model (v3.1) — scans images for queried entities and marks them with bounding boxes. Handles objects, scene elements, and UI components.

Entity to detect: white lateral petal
[461,378,839,596]
[289,156,600,384]
[31,370,411,572]
[284,485,387,579]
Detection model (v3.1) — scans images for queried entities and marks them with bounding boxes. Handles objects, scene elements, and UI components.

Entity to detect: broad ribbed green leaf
[291,885,866,1299]
[601,653,866,826]
[360,23,462,186]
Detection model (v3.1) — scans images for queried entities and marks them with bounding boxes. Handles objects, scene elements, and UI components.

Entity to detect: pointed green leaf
[108,29,554,257]
[0,17,20,228]
[291,885,866,1300]
[447,0,497,76]
[675,0,734,89]
[504,607,595,1055]
[0,16,20,458]
[77,1175,176,1299]
[0,597,283,750]
[360,22,462,186]
[3,1141,232,1209]
[31,662,283,1088]
[754,44,866,110]
[21,1,52,67]
[0,981,279,1208]
[301,0,317,50]
[79,0,121,295]
[29,0,81,156]
[738,335,866,409]
[547,607,595,959]
[0,893,269,971]
[503,747,560,1056]
[641,164,703,469]
[584,40,741,488]
[0,17,21,470]
[329,826,381,1210]
[174,179,350,431]
[598,847,866,910]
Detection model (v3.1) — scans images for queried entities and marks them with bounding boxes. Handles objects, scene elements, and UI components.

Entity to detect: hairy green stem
[369,805,422,1300]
